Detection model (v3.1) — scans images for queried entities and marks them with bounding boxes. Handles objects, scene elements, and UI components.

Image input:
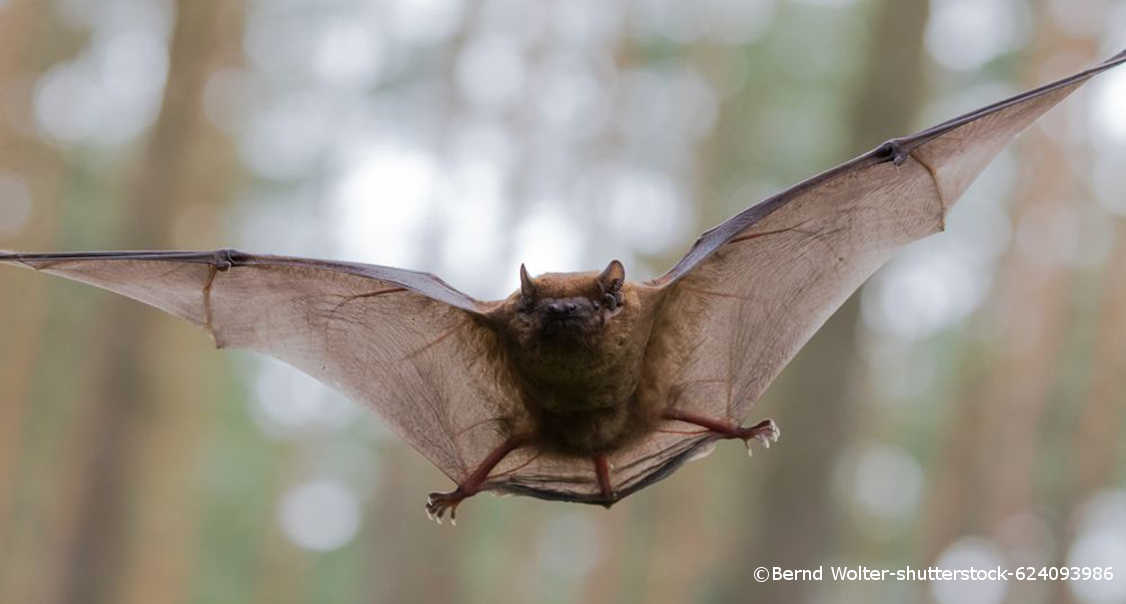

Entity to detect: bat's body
[3,50,1124,522]
[494,264,659,456]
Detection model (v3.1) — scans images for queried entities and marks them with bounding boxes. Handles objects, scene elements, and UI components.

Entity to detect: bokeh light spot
[387,0,464,45]
[604,166,689,256]
[313,19,385,89]
[850,443,923,523]
[278,481,362,552]
[932,537,1008,604]
[34,29,170,147]
[514,204,586,276]
[251,357,358,438]
[1089,69,1126,146]
[334,141,437,266]
[239,93,333,180]
[861,240,989,341]
[1067,489,1126,604]
[925,0,1027,72]
[457,36,526,111]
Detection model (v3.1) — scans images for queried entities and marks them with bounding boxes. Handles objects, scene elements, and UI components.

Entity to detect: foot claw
[425,488,466,524]
[762,419,781,443]
[739,418,780,453]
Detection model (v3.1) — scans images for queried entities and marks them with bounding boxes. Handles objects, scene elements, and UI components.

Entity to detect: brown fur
[487,268,664,456]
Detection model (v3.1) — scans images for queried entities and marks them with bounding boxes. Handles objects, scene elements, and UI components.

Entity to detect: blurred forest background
[0,0,1125,603]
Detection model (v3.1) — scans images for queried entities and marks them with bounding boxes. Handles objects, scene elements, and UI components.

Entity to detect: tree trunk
[55,2,244,603]
[729,2,930,602]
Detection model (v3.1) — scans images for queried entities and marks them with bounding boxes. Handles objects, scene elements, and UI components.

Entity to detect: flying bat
[3,50,1124,522]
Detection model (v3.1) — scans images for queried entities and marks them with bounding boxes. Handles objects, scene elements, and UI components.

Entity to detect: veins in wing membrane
[315,286,412,347]
[202,266,219,333]
[727,221,817,245]
[676,284,765,302]
[400,323,464,361]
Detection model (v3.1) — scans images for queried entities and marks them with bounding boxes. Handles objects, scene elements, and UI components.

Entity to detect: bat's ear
[520,263,536,298]
[599,260,625,293]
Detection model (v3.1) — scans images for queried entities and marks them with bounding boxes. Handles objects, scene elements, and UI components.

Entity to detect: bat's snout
[538,297,598,334]
[546,301,580,315]
[542,297,593,319]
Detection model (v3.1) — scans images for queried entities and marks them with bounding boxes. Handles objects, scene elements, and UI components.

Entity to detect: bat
[3,50,1123,523]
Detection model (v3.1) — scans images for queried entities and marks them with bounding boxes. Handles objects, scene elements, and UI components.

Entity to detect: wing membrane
[1,250,518,483]
[648,51,1124,426]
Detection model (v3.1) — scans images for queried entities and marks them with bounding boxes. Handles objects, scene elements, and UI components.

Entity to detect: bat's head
[508,260,626,345]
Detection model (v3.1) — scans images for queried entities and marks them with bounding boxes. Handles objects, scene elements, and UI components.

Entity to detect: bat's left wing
[0,250,525,487]
[635,50,1125,463]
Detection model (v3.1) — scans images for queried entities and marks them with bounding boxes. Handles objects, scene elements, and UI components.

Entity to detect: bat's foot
[735,418,780,456]
[424,436,527,525]
[663,411,781,456]
[426,487,472,525]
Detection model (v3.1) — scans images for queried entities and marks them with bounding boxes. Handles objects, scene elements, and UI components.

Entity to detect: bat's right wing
[0,250,522,485]
[644,50,1125,434]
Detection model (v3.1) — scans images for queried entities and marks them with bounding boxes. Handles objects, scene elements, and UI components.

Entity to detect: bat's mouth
[541,315,594,337]
[546,316,584,329]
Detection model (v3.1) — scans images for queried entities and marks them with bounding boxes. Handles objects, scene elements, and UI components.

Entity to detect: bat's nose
[546,301,580,315]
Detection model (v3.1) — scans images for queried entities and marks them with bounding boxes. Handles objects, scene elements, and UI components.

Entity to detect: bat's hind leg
[663,411,780,456]
[426,437,524,524]
[593,454,615,508]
